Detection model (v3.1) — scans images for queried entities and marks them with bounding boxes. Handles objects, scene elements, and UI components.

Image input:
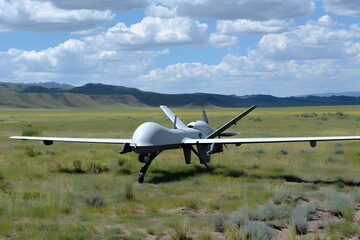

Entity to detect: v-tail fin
[160,105,187,130]
[202,108,209,124]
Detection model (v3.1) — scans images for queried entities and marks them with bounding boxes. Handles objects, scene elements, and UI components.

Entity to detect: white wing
[183,136,360,145]
[10,136,131,144]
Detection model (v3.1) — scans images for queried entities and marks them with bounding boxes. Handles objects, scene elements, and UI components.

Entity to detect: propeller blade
[217,136,228,151]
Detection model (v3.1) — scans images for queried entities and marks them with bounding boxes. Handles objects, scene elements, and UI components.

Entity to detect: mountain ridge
[304,91,360,97]
[1,82,360,108]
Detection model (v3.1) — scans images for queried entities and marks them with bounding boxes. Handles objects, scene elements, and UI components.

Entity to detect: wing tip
[9,136,20,139]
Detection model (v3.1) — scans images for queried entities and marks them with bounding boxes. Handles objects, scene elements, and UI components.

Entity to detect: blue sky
[0,0,360,96]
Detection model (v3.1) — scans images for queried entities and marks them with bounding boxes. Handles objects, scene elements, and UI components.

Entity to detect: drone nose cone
[132,122,159,145]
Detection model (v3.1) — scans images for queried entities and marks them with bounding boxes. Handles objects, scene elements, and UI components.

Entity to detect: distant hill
[307,91,360,97]
[31,82,73,89]
[0,82,360,108]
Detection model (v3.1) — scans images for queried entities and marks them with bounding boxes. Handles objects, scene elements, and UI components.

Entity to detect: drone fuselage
[130,122,209,154]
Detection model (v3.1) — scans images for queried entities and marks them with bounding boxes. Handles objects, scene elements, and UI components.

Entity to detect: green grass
[0,105,360,239]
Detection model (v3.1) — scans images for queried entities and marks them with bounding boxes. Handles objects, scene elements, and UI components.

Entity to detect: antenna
[173,116,178,129]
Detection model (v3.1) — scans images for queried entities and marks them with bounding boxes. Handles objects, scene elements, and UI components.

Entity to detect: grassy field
[0,106,359,239]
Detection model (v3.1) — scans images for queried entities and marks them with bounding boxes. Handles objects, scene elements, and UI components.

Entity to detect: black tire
[138,173,145,183]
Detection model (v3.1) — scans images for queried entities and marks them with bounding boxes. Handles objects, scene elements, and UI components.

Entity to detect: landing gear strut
[189,145,213,174]
[137,151,162,183]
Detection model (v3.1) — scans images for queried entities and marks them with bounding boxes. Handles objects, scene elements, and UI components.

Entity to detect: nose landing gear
[137,151,162,183]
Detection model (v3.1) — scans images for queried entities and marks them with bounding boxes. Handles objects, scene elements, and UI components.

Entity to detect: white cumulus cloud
[217,19,291,35]
[258,16,360,60]
[160,0,315,20]
[86,16,209,48]
[0,0,114,32]
[323,0,360,17]
[139,52,360,96]
[46,0,147,10]
[145,4,177,18]
[0,36,168,85]
[209,33,239,47]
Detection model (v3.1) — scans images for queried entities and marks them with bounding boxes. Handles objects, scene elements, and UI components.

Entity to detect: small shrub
[225,169,247,178]
[24,147,41,158]
[55,163,73,174]
[186,200,201,211]
[87,163,100,174]
[209,201,221,211]
[256,203,290,220]
[251,164,260,169]
[334,148,344,155]
[335,112,348,119]
[118,167,133,175]
[334,142,343,147]
[45,150,56,156]
[277,149,288,155]
[335,180,346,189]
[305,202,317,220]
[101,163,109,172]
[325,190,354,216]
[85,194,105,207]
[223,222,239,240]
[0,172,10,194]
[22,128,42,136]
[249,117,263,122]
[272,188,290,205]
[269,166,284,174]
[325,156,337,163]
[199,233,212,240]
[241,222,273,240]
[118,158,126,167]
[118,162,135,175]
[328,221,358,238]
[256,203,289,221]
[86,162,109,174]
[300,149,316,154]
[319,116,329,121]
[146,227,156,236]
[250,147,265,154]
[193,176,200,185]
[227,206,252,227]
[73,160,84,173]
[23,190,42,200]
[0,218,12,237]
[170,219,190,240]
[340,205,355,221]
[291,204,308,235]
[298,113,317,118]
[352,190,360,203]
[214,214,227,233]
[124,182,135,201]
